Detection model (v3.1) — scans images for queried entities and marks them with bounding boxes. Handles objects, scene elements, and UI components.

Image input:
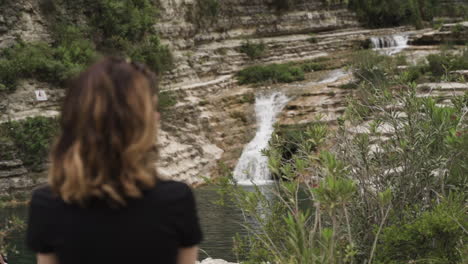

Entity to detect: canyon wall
[4,0,459,192]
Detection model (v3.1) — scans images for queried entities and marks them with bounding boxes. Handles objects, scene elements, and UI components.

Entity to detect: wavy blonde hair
[49,57,159,206]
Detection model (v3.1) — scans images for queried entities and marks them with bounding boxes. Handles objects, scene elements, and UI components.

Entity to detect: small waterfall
[233,92,289,185]
[370,35,408,55]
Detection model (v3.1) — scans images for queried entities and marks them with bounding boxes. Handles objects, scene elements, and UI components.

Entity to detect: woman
[26,58,202,264]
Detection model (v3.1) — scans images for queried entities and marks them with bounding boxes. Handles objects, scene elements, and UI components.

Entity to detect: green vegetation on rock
[0,0,173,92]
[237,64,305,84]
[236,59,327,85]
[240,41,267,60]
[0,117,59,170]
[0,28,97,91]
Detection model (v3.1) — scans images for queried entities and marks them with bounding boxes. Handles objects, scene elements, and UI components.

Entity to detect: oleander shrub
[265,123,328,180]
[237,64,305,84]
[376,197,468,264]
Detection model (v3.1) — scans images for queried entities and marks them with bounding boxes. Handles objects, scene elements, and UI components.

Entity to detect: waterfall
[370,35,408,55]
[233,92,289,185]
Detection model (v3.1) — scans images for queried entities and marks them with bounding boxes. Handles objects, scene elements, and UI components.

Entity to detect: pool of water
[0,185,252,263]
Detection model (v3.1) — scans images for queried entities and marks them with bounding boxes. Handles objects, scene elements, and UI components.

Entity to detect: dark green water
[0,186,252,263]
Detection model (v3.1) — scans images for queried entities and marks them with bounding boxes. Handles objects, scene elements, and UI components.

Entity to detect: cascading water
[370,35,409,55]
[233,92,289,185]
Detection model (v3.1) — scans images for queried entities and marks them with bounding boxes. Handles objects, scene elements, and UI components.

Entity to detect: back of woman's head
[49,57,158,206]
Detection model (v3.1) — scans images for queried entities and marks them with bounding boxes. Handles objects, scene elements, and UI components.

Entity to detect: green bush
[158,91,177,112]
[451,23,464,37]
[272,0,295,10]
[350,50,396,86]
[307,37,318,44]
[348,0,438,28]
[266,123,328,180]
[424,49,468,79]
[130,35,174,74]
[198,0,220,21]
[237,63,305,84]
[90,0,156,45]
[1,117,59,170]
[88,0,173,73]
[240,41,267,60]
[0,0,173,91]
[0,36,97,91]
[299,61,326,72]
[400,65,424,83]
[376,198,468,264]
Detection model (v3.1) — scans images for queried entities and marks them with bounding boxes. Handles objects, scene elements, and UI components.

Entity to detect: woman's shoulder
[30,184,63,208]
[146,180,194,204]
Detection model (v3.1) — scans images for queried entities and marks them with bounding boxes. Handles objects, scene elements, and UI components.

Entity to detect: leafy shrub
[240,41,267,60]
[198,0,220,20]
[272,0,295,10]
[0,36,97,91]
[307,37,318,44]
[130,35,174,74]
[424,49,468,79]
[266,123,328,180]
[348,0,438,28]
[452,23,464,37]
[0,216,25,258]
[1,117,59,170]
[90,0,156,45]
[87,0,173,73]
[237,64,305,84]
[350,50,396,86]
[376,198,468,264]
[399,65,424,83]
[158,91,177,112]
[299,61,326,72]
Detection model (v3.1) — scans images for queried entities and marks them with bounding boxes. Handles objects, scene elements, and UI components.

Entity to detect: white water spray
[233,92,289,185]
[370,35,409,55]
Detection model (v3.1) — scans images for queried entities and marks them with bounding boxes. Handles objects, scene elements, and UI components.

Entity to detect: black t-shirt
[26,180,203,264]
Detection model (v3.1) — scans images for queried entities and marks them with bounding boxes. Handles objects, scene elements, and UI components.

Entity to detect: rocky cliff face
[3,0,460,193]
[0,0,367,192]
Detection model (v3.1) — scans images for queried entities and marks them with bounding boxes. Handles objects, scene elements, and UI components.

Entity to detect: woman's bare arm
[37,254,59,264]
[177,246,198,264]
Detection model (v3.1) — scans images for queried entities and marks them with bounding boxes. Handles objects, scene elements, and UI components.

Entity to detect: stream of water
[371,34,409,55]
[233,92,289,185]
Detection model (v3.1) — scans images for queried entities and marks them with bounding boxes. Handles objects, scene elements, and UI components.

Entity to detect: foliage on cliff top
[0,30,97,91]
[0,0,173,92]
